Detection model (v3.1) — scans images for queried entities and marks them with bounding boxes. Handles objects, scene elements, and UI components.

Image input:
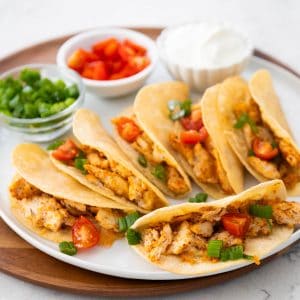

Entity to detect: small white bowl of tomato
[57,28,158,98]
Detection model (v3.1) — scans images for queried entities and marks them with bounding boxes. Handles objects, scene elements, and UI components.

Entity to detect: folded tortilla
[131,180,295,275]
[112,107,191,198]
[51,108,168,213]
[10,143,132,243]
[134,81,243,199]
[218,70,300,195]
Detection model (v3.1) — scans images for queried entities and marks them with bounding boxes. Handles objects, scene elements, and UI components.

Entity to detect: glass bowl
[0,64,85,142]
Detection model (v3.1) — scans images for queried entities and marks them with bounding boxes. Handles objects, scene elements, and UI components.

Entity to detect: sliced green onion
[168,99,192,121]
[271,141,278,149]
[47,140,64,150]
[243,254,254,261]
[138,154,147,168]
[59,241,77,256]
[152,164,166,181]
[118,211,141,232]
[266,219,273,231]
[189,192,208,203]
[249,204,273,219]
[220,245,244,261]
[234,113,258,133]
[248,149,255,156]
[125,211,141,228]
[126,229,141,245]
[74,158,87,173]
[167,99,181,111]
[180,99,192,116]
[207,240,223,258]
[118,217,127,232]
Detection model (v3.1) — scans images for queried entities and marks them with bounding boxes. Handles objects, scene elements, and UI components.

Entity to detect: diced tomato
[118,44,136,61]
[180,109,203,130]
[124,39,147,55]
[114,117,141,142]
[252,138,279,160]
[81,61,108,80]
[221,213,251,237]
[92,38,118,56]
[52,139,79,161]
[67,49,91,71]
[128,56,150,72]
[103,39,119,59]
[72,216,99,249]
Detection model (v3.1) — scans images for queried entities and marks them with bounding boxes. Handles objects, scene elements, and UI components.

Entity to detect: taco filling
[168,100,234,194]
[233,97,300,188]
[136,196,300,265]
[51,139,162,211]
[112,116,190,195]
[10,176,127,248]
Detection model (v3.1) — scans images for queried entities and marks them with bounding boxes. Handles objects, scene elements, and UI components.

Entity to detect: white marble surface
[0,0,300,299]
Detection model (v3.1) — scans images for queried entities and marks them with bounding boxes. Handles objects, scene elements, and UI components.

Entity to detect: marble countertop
[0,0,300,299]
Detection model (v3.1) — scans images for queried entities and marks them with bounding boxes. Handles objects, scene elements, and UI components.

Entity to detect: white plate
[0,56,300,280]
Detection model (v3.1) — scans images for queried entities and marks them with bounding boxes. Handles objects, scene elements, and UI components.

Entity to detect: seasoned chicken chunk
[96,208,122,232]
[211,231,243,247]
[87,151,109,169]
[247,217,272,237]
[60,199,86,216]
[85,164,129,197]
[279,139,300,168]
[193,143,218,184]
[190,221,214,237]
[10,178,41,200]
[144,224,172,261]
[270,201,300,227]
[248,156,280,179]
[128,176,145,201]
[166,166,189,194]
[169,133,194,165]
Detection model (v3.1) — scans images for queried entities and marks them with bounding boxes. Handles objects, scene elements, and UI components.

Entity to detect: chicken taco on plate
[51,108,168,213]
[133,81,243,199]
[111,89,191,198]
[10,143,136,250]
[130,180,300,275]
[218,70,300,195]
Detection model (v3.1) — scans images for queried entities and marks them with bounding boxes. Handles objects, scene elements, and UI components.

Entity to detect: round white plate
[0,56,300,280]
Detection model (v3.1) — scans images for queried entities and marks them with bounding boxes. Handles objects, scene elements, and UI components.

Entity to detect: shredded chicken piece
[143,224,172,261]
[19,195,75,232]
[142,190,160,210]
[169,133,194,165]
[243,124,254,148]
[95,208,122,232]
[60,199,87,216]
[211,231,243,247]
[193,143,218,184]
[85,164,129,197]
[128,176,145,201]
[10,178,41,200]
[87,151,109,169]
[109,160,132,178]
[166,166,189,194]
[279,139,300,168]
[212,149,233,194]
[247,217,272,237]
[190,221,214,237]
[248,156,281,179]
[269,201,300,227]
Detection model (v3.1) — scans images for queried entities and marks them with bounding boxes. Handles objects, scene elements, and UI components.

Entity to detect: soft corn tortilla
[52,109,168,213]
[134,81,242,199]
[131,180,293,275]
[10,144,131,243]
[219,72,300,196]
[112,106,191,198]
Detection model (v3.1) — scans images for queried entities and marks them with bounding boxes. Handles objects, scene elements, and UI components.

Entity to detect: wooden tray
[0,27,299,297]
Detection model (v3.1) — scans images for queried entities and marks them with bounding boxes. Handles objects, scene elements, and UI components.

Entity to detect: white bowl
[57,28,158,98]
[157,22,253,92]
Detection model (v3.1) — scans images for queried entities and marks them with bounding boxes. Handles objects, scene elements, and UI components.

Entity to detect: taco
[111,102,191,198]
[51,108,168,213]
[10,143,135,249]
[130,180,300,275]
[218,70,300,195]
[133,81,243,199]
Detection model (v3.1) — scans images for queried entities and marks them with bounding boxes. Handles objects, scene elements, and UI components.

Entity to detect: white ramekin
[57,28,158,98]
[157,22,253,92]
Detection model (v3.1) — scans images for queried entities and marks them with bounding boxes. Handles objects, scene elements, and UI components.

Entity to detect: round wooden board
[0,27,299,297]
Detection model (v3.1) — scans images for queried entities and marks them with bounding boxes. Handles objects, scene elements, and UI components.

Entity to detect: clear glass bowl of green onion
[0,64,85,142]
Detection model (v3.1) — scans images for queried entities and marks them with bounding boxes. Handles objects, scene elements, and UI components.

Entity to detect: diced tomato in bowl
[57,28,158,97]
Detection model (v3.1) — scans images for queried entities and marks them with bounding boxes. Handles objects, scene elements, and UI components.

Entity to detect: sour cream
[162,22,251,69]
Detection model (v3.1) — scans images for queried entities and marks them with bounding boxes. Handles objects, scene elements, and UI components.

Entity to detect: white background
[0,0,300,299]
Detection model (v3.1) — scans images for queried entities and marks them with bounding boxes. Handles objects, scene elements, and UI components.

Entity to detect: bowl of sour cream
[157,21,253,92]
